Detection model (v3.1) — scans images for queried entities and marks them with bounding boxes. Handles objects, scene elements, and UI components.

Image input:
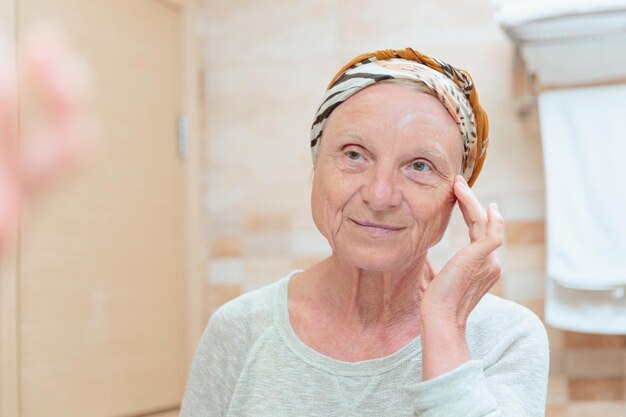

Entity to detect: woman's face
[311,83,463,272]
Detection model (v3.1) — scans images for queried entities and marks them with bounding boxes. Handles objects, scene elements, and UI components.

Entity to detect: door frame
[0,0,205,415]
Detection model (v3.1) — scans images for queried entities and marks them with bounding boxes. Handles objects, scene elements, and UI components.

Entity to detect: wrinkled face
[311,83,463,272]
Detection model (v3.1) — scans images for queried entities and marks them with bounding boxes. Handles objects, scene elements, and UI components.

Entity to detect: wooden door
[17,1,186,416]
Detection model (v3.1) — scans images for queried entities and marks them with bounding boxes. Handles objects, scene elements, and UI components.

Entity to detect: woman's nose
[362,165,402,211]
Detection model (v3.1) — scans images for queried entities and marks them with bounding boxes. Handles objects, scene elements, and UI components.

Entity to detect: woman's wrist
[419,315,470,381]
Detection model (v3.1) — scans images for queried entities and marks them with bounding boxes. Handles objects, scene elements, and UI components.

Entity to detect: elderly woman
[181,48,549,417]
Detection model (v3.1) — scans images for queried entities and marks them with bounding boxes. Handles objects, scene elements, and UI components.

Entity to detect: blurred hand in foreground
[0,23,96,250]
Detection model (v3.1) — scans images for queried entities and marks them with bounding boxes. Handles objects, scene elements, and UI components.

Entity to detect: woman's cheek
[315,174,360,244]
[311,176,340,243]
[408,187,455,246]
[429,197,455,246]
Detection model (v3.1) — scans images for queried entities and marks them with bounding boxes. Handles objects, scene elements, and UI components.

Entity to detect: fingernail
[457,177,469,190]
[493,202,500,211]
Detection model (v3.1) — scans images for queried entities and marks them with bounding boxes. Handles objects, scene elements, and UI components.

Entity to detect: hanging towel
[539,85,626,333]
[546,279,626,334]
[491,0,626,86]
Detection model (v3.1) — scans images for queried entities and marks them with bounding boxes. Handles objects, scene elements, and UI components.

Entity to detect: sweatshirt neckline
[274,270,422,377]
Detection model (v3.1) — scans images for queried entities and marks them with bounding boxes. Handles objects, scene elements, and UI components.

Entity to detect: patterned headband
[310,48,489,187]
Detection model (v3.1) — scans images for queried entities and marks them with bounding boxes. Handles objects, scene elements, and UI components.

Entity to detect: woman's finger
[486,203,504,240]
[454,175,487,242]
[473,203,505,257]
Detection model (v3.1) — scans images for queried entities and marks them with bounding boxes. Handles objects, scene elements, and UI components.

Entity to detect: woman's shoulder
[470,293,544,329]
[209,276,285,334]
[466,293,548,361]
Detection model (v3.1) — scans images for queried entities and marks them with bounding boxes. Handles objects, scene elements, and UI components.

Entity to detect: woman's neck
[289,255,430,361]
[320,255,428,329]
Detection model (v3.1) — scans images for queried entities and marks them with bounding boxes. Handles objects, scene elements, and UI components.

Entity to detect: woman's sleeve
[179,308,243,417]
[408,314,550,417]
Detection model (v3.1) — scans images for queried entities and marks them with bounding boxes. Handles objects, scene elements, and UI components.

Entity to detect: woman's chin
[336,246,414,273]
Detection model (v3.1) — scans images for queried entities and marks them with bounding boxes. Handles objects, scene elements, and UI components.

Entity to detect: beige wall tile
[206,62,336,215]
[289,230,331,257]
[565,350,624,378]
[622,351,626,399]
[557,401,626,417]
[336,1,504,57]
[489,276,505,297]
[206,0,337,66]
[622,350,626,399]
[206,167,245,214]
[243,257,295,291]
[474,118,545,198]
[244,210,292,232]
[290,206,317,231]
[503,270,545,301]
[519,298,545,319]
[545,404,566,417]
[208,258,244,285]
[207,212,242,235]
[493,190,546,222]
[547,326,565,350]
[242,232,291,257]
[504,244,546,271]
[550,350,566,375]
[564,332,626,349]
[547,375,569,404]
[292,256,327,270]
[506,221,545,246]
[336,0,424,54]
[426,246,463,273]
[210,235,242,257]
[568,378,624,401]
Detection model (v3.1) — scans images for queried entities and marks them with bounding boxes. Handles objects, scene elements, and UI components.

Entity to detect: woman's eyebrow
[335,132,455,170]
[413,146,449,161]
[339,130,364,142]
[413,147,454,174]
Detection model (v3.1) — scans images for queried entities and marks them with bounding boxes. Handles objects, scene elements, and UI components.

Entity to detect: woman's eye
[411,161,432,172]
[345,151,363,161]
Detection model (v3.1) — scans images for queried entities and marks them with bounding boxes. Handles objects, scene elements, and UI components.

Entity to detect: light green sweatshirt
[180,270,549,417]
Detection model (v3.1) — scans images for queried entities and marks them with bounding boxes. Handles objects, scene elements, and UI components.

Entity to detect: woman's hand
[0,24,95,250]
[419,174,504,380]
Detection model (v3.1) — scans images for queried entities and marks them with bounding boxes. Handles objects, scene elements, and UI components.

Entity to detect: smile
[349,219,405,235]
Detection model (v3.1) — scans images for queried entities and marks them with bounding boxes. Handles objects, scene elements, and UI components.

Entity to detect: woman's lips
[349,219,405,235]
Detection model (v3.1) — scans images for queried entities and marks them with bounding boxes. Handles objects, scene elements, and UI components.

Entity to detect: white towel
[546,279,626,334]
[492,0,626,27]
[491,0,626,86]
[539,85,626,333]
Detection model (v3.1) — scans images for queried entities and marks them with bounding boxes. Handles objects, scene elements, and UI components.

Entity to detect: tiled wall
[202,0,626,414]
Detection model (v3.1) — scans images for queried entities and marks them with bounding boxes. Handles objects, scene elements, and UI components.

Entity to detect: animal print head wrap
[310,48,489,187]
